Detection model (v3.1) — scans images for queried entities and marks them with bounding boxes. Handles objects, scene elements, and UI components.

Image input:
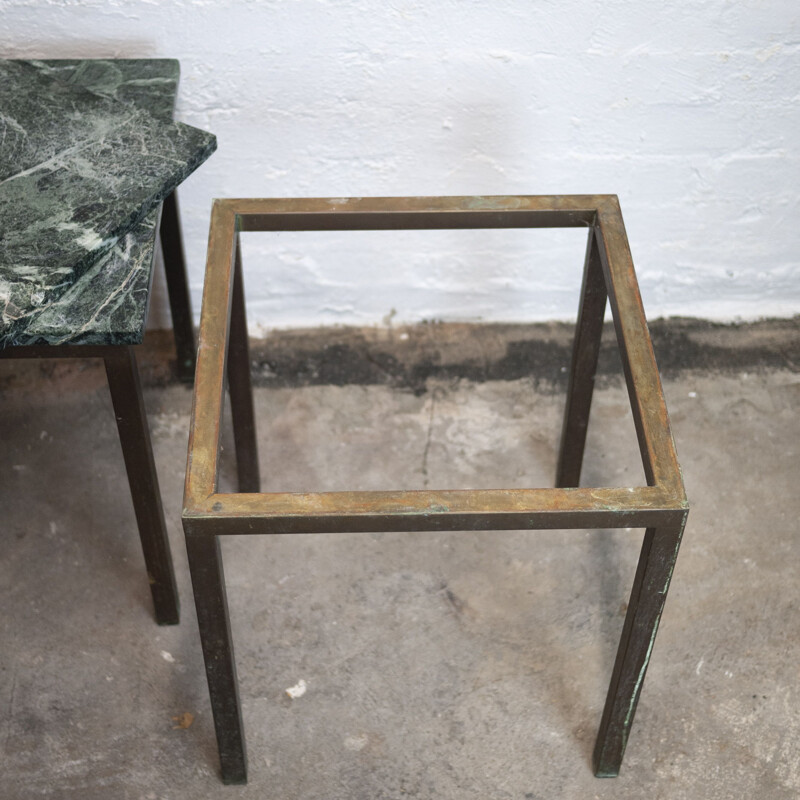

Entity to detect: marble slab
[1,60,183,347]
[11,213,164,346]
[0,59,216,344]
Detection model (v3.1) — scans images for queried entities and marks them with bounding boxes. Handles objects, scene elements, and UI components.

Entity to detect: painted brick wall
[3,1,799,328]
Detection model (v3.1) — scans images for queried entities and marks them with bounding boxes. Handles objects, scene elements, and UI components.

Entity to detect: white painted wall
[3,1,799,329]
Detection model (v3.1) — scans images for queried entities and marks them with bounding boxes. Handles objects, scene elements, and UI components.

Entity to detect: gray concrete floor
[1,332,798,799]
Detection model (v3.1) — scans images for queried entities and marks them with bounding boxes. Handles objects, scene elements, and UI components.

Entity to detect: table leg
[104,346,180,625]
[556,227,607,488]
[593,515,687,776]
[227,236,260,493]
[185,529,248,784]
[160,190,197,383]
[556,228,607,489]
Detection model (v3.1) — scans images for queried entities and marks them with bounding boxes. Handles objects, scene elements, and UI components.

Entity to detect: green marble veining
[2,60,182,347]
[12,213,161,346]
[0,58,216,345]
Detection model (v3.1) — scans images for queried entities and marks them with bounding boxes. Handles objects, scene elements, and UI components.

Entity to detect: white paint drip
[344,733,369,752]
[285,679,307,699]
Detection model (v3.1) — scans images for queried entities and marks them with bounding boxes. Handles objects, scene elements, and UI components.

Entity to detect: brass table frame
[183,195,688,784]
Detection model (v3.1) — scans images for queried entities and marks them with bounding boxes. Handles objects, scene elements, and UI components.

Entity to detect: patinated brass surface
[182,195,688,784]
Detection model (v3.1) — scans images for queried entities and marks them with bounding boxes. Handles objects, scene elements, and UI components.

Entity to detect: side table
[183,195,688,782]
[1,59,211,624]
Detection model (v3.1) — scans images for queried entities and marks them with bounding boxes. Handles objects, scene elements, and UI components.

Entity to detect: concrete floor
[1,325,798,799]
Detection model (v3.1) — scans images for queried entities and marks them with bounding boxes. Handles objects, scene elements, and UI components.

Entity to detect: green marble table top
[0,58,216,347]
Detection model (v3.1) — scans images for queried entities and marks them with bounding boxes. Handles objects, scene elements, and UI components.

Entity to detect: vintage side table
[1,59,216,624]
[182,195,688,782]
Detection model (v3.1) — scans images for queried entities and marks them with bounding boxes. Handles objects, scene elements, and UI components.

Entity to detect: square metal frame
[182,195,688,784]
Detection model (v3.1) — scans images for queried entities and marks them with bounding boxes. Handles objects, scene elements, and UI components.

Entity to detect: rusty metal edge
[183,485,686,527]
[227,195,600,230]
[595,197,686,500]
[183,199,236,509]
[182,195,687,524]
